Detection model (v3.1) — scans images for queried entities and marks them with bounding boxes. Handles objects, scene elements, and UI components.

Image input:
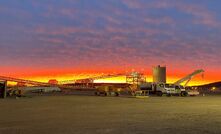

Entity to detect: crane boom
[174,69,204,86]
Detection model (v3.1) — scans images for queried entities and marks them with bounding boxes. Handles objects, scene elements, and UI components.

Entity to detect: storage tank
[152,65,166,83]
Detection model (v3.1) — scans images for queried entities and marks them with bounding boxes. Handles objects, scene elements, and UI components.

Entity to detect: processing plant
[0,66,205,98]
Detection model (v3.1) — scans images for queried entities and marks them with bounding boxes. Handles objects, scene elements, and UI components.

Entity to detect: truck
[138,69,205,97]
[140,82,188,97]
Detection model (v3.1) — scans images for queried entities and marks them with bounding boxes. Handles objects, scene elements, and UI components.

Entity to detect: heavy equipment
[59,73,125,85]
[0,74,127,97]
[94,85,122,96]
[140,82,187,97]
[0,75,61,97]
[94,71,147,97]
[139,69,204,97]
[174,69,205,86]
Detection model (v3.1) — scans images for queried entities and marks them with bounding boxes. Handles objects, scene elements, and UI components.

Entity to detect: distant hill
[197,81,221,88]
[193,81,221,94]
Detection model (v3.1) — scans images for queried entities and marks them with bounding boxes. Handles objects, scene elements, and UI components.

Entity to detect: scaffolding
[126,72,146,87]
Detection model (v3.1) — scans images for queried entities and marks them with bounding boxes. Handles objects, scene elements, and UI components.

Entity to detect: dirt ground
[0,94,221,134]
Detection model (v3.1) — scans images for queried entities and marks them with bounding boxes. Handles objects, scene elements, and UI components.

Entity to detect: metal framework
[126,72,146,85]
[174,69,205,86]
[0,76,53,86]
[0,72,146,89]
[0,73,127,88]
[59,73,126,84]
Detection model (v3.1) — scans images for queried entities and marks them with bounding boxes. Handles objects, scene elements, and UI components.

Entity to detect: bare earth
[0,95,221,134]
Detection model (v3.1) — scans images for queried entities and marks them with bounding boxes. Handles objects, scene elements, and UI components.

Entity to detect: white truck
[139,69,204,97]
[140,83,188,97]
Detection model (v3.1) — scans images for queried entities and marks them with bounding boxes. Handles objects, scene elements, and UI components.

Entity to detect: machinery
[66,73,127,96]
[139,69,204,97]
[140,82,187,96]
[174,69,205,86]
[82,69,204,97]
[94,85,122,96]
[155,83,187,96]
[0,75,60,98]
[0,74,127,97]
[94,72,146,97]
[59,73,125,85]
[0,76,53,87]
[0,69,204,98]
[174,69,204,96]
[126,72,148,97]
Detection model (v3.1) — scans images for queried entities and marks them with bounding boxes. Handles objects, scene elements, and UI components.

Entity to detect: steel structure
[0,72,145,91]
[0,81,7,98]
[152,65,166,83]
[126,72,146,86]
[59,73,126,85]
[174,69,205,86]
[0,73,128,88]
[0,76,53,86]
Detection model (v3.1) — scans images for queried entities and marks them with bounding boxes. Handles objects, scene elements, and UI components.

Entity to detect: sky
[0,0,221,85]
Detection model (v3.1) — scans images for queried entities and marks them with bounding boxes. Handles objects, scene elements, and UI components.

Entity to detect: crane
[174,69,205,86]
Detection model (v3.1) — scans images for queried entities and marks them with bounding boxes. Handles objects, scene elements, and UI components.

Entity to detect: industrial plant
[0,65,206,99]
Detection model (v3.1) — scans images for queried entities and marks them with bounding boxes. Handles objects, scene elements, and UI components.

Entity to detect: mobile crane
[139,69,204,96]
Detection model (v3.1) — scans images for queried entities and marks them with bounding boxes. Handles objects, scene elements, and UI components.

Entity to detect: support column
[0,80,7,99]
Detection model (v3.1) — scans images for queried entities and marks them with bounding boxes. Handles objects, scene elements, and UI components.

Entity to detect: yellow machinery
[95,86,122,96]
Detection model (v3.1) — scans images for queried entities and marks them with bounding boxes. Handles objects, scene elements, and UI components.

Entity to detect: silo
[152,65,166,83]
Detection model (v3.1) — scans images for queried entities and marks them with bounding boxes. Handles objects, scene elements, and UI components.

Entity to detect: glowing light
[211,87,216,91]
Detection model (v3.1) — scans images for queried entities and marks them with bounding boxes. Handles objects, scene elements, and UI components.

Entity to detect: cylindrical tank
[152,65,166,83]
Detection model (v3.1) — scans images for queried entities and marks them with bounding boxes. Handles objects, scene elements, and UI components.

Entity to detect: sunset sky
[0,0,221,85]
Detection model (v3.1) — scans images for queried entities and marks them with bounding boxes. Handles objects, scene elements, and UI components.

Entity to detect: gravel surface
[0,95,221,134]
